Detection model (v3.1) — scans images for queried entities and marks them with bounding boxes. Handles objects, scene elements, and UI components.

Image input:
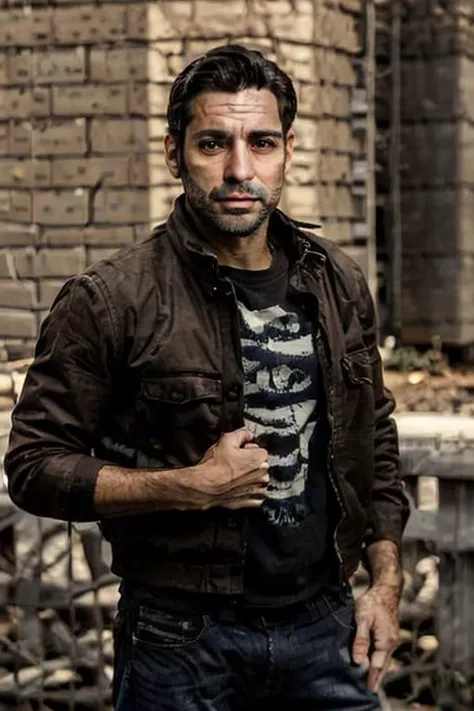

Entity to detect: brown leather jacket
[5,197,409,593]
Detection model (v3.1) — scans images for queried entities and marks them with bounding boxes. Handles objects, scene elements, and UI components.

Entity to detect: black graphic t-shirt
[222,245,332,607]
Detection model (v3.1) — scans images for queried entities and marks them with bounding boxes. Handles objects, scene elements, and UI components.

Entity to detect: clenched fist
[181,428,269,510]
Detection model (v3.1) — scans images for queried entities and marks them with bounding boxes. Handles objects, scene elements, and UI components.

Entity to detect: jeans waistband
[119,580,352,626]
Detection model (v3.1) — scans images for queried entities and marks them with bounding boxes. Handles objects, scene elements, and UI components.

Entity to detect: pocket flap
[143,375,221,404]
[341,350,372,386]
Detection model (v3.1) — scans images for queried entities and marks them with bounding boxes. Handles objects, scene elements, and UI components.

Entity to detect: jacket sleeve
[354,266,410,548]
[4,274,117,522]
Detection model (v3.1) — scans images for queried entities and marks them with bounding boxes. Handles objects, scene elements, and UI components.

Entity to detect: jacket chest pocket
[140,374,222,436]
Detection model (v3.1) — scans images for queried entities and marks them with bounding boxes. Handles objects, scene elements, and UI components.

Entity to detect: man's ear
[164,134,181,179]
[284,128,295,175]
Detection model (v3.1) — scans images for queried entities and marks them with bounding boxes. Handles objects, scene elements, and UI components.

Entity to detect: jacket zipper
[220,277,249,575]
[314,328,346,575]
[222,277,246,427]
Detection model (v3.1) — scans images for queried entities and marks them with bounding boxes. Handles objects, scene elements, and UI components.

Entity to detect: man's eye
[253,139,276,150]
[199,140,221,152]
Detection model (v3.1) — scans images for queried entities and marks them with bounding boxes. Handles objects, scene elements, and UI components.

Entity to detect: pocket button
[227,385,240,401]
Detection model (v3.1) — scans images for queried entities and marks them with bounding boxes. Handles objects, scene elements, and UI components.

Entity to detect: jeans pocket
[133,605,211,650]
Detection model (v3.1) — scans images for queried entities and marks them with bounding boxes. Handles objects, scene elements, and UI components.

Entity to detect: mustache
[210,182,267,201]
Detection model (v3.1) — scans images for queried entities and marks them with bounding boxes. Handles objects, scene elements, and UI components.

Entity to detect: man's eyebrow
[192,129,231,140]
[191,129,283,140]
[248,130,283,140]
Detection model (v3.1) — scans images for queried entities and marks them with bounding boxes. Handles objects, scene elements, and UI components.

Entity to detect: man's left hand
[352,584,400,692]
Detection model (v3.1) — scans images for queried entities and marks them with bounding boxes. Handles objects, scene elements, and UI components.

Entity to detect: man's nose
[224,144,255,184]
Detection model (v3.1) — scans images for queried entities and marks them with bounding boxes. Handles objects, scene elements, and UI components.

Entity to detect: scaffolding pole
[365,0,378,314]
[390,0,403,343]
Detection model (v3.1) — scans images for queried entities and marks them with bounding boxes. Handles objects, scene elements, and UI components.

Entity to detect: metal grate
[0,428,118,711]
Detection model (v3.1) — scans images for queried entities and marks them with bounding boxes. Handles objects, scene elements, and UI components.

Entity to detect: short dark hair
[167,44,298,148]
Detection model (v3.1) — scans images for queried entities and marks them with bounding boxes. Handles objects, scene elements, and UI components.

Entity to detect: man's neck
[211,234,272,271]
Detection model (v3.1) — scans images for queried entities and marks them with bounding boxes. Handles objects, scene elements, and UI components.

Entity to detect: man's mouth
[216,194,258,206]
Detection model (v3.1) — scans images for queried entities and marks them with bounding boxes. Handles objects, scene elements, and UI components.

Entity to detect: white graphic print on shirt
[238,301,318,527]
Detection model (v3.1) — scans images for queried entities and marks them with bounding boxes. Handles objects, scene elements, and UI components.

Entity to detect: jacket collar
[164,194,327,281]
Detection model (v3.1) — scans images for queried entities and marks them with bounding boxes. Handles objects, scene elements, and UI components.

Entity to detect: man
[5,45,409,710]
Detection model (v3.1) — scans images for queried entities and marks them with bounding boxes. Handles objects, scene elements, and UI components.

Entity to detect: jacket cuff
[364,504,405,549]
[65,455,108,522]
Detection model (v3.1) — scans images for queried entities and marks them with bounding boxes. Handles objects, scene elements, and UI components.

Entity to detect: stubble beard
[181,170,285,238]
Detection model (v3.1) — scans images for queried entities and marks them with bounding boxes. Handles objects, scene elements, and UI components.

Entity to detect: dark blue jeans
[113,585,381,710]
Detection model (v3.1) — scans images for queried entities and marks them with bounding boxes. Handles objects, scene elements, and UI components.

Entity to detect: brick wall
[0,0,364,358]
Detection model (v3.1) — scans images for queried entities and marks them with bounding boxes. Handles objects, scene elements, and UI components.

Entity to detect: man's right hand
[183,428,269,510]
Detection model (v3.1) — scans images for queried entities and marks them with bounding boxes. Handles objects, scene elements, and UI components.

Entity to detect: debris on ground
[384,367,474,415]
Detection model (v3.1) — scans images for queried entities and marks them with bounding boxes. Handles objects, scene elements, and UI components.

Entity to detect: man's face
[166,88,294,237]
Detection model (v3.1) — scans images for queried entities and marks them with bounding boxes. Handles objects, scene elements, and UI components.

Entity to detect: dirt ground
[384,367,474,415]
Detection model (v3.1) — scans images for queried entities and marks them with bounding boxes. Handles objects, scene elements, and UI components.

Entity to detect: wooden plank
[424,452,474,482]
[402,509,437,545]
[437,552,474,673]
[396,413,474,440]
[454,481,474,552]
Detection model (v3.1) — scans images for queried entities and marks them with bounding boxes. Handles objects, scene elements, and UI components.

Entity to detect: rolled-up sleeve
[4,274,117,522]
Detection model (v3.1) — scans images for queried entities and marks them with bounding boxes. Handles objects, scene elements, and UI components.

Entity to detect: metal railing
[0,428,117,710]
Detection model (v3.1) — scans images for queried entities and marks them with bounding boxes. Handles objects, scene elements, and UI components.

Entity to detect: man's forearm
[366,539,403,592]
[94,430,269,518]
[93,463,204,517]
